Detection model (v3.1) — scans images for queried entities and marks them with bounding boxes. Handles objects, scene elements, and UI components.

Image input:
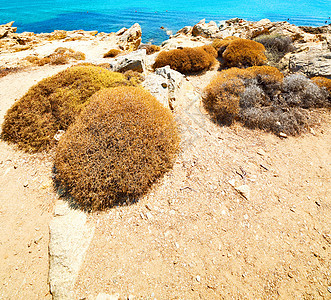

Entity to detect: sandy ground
[0,65,330,299]
[75,72,331,299]
[0,66,66,299]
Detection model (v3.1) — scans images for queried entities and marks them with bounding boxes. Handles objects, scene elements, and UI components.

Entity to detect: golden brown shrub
[103,49,122,58]
[203,67,329,135]
[153,46,216,74]
[2,65,135,152]
[203,68,248,124]
[222,39,266,67]
[198,45,218,58]
[54,86,180,211]
[212,36,241,56]
[311,76,331,94]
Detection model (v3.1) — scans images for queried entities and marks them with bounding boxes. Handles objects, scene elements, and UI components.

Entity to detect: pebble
[328,286,331,293]
[196,275,201,282]
[257,149,266,156]
[279,132,287,138]
[23,182,29,187]
[235,185,250,200]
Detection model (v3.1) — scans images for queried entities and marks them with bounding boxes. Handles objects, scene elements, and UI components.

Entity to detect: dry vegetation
[103,49,122,58]
[1,65,136,152]
[203,67,330,135]
[254,34,295,64]
[153,46,217,74]
[54,86,180,211]
[212,37,266,68]
[25,47,86,66]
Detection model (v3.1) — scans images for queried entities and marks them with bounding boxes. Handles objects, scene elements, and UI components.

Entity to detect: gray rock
[287,43,331,77]
[116,23,142,51]
[111,49,146,73]
[235,185,251,200]
[0,21,17,39]
[49,200,95,300]
[192,19,220,38]
[143,66,184,109]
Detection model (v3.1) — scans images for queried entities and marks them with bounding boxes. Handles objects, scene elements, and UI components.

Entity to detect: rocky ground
[0,18,330,299]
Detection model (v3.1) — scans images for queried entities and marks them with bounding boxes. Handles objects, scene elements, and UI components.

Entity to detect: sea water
[0,0,330,44]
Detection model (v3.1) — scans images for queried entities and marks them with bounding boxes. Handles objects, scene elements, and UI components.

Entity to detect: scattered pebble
[279,132,287,138]
[196,275,201,282]
[235,185,250,200]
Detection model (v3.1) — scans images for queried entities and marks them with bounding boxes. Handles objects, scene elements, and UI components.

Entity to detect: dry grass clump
[203,68,329,135]
[54,86,180,211]
[282,74,329,108]
[222,38,267,68]
[153,46,217,74]
[254,34,295,63]
[311,77,331,95]
[2,65,135,152]
[123,70,145,85]
[103,49,122,58]
[138,44,161,55]
[212,36,240,56]
[25,47,86,66]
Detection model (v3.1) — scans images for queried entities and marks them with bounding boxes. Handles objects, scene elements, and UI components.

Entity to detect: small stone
[54,130,65,141]
[310,128,316,135]
[23,182,29,187]
[235,185,250,200]
[175,242,179,248]
[128,295,135,300]
[288,272,293,278]
[34,235,43,244]
[228,179,236,187]
[145,212,153,220]
[140,212,145,219]
[279,132,287,138]
[257,149,266,156]
[161,82,168,88]
[196,275,201,282]
[328,286,331,293]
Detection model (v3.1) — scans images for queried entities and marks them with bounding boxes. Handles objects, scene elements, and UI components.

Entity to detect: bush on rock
[203,67,329,135]
[54,86,180,211]
[153,46,216,74]
[2,65,134,152]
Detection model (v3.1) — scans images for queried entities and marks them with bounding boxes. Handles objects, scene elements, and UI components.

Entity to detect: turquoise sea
[0,0,330,44]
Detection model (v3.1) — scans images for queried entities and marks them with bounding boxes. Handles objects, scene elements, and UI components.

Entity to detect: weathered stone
[192,19,220,38]
[111,49,146,73]
[176,26,193,36]
[0,21,17,39]
[116,23,142,51]
[49,200,95,300]
[143,65,184,109]
[287,42,331,77]
[161,36,207,50]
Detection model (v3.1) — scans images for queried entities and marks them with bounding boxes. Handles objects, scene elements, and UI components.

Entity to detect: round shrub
[203,68,248,124]
[204,67,329,135]
[153,46,216,74]
[254,34,295,61]
[283,74,329,108]
[103,49,121,58]
[2,65,134,152]
[311,76,331,95]
[222,38,267,68]
[54,86,180,211]
[212,36,240,56]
